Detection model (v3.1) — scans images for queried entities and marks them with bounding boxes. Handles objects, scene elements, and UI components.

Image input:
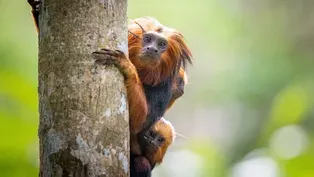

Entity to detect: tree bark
[38,0,129,176]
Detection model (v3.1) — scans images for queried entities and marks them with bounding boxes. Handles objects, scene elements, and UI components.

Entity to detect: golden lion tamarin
[141,117,175,166]
[125,17,192,131]
[131,118,175,177]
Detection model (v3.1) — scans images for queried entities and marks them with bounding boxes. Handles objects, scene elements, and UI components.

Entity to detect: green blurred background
[1,0,314,176]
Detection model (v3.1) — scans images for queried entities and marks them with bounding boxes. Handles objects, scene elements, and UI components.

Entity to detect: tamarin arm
[92,49,148,134]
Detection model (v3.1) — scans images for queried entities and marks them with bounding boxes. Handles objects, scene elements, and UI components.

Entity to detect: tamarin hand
[93,49,140,79]
[93,49,126,67]
[131,117,175,177]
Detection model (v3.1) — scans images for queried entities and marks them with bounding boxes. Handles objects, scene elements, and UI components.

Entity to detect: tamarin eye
[157,137,165,143]
[149,131,156,138]
[144,36,152,43]
[158,41,167,49]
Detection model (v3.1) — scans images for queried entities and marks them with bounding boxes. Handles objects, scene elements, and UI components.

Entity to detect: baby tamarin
[131,118,175,177]
[141,117,175,167]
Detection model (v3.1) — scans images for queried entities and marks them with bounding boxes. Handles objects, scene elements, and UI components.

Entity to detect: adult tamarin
[125,16,192,131]
[131,117,175,177]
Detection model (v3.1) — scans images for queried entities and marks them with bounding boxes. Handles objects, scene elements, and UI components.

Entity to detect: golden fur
[145,117,175,165]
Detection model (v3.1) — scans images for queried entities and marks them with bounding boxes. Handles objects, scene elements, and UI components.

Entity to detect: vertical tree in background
[38,0,129,176]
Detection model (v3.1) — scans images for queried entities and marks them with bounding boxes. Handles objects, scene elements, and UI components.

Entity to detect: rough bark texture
[38,0,129,176]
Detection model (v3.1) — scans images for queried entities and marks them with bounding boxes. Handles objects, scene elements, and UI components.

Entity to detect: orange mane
[150,117,175,164]
[128,17,192,86]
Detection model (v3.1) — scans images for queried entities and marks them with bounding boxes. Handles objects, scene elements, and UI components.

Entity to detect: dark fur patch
[143,77,173,130]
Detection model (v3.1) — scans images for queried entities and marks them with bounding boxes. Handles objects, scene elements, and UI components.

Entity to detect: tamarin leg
[92,49,148,134]
[28,0,41,32]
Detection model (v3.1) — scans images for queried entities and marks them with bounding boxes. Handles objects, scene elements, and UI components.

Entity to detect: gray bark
[38,0,129,176]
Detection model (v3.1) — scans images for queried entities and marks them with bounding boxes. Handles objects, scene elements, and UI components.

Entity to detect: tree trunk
[38,0,129,176]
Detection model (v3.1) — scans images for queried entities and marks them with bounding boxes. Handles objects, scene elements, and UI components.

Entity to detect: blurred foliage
[1,0,314,176]
[0,0,38,176]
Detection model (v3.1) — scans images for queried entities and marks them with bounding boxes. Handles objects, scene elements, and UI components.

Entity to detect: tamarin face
[140,117,175,155]
[143,129,166,153]
[128,17,192,85]
[140,32,168,62]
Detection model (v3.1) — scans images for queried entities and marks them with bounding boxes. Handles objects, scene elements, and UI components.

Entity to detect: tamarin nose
[146,47,158,53]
